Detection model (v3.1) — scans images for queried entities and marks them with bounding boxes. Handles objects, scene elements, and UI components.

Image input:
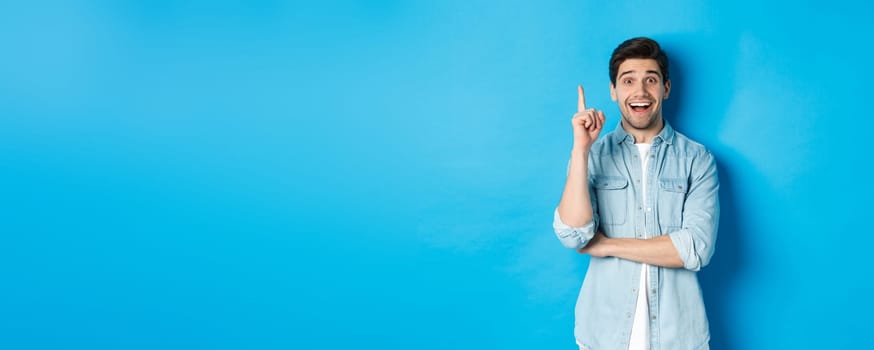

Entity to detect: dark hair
[609,37,669,86]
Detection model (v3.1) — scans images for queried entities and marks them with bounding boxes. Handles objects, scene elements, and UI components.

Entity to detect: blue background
[2,1,871,349]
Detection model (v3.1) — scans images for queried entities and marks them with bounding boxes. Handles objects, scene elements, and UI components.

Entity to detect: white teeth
[630,103,651,107]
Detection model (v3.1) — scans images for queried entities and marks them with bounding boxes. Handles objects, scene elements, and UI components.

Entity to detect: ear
[610,82,617,101]
[663,79,671,100]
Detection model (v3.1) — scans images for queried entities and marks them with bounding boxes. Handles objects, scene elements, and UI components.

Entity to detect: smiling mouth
[629,102,652,113]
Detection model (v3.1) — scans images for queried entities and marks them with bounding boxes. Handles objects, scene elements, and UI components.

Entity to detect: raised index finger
[578,85,586,112]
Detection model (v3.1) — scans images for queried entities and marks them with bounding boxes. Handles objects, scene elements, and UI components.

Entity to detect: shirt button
[626,312,632,318]
[652,316,657,320]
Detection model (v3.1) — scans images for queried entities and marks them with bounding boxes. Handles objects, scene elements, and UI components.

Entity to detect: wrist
[601,236,619,257]
[570,147,590,157]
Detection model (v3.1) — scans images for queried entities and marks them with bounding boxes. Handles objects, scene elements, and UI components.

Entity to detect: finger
[584,109,594,128]
[587,111,597,131]
[578,85,586,112]
[596,110,606,130]
[571,112,584,126]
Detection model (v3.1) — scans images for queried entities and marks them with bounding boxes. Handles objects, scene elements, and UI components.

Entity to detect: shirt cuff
[553,208,596,249]
[668,230,702,271]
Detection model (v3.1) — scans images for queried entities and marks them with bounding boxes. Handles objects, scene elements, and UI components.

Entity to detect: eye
[623,78,633,85]
[646,77,657,84]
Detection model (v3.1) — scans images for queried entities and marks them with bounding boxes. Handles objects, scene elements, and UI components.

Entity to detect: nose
[633,80,648,97]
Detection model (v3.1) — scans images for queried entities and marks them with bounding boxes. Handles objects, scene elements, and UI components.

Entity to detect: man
[553,37,720,350]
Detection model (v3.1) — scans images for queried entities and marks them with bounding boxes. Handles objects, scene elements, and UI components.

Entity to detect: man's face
[610,58,671,133]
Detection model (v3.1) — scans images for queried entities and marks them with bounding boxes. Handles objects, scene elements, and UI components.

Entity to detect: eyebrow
[618,70,663,79]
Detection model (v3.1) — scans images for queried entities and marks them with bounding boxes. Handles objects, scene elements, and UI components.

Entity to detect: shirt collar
[611,119,675,145]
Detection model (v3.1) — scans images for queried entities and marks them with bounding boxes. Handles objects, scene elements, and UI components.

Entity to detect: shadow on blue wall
[701,157,746,350]
[661,39,747,350]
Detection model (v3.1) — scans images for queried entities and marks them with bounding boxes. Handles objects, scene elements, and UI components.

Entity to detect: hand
[571,85,606,150]
[577,231,610,257]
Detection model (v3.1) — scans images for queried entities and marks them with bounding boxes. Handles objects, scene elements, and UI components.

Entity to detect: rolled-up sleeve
[553,156,600,249]
[553,208,598,249]
[668,150,720,271]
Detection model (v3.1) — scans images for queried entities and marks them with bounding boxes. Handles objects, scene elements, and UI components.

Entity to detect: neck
[622,117,664,144]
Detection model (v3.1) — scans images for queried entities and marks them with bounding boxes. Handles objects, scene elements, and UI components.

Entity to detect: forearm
[603,235,684,268]
[557,149,593,227]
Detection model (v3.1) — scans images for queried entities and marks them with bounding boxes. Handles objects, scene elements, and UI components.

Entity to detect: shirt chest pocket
[657,178,688,229]
[593,176,628,225]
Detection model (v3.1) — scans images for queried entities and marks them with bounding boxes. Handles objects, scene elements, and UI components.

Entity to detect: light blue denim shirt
[554,121,720,350]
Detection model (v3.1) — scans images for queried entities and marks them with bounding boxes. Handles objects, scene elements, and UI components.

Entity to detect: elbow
[683,256,703,272]
[559,236,590,250]
[553,211,597,250]
[668,229,716,272]
[693,231,717,270]
[555,229,591,249]
[681,243,715,272]
[554,226,596,250]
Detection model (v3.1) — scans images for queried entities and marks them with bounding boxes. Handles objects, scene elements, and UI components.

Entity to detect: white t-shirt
[628,143,652,350]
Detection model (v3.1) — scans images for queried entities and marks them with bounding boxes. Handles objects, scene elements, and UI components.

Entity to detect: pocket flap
[593,176,628,190]
[659,178,688,193]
